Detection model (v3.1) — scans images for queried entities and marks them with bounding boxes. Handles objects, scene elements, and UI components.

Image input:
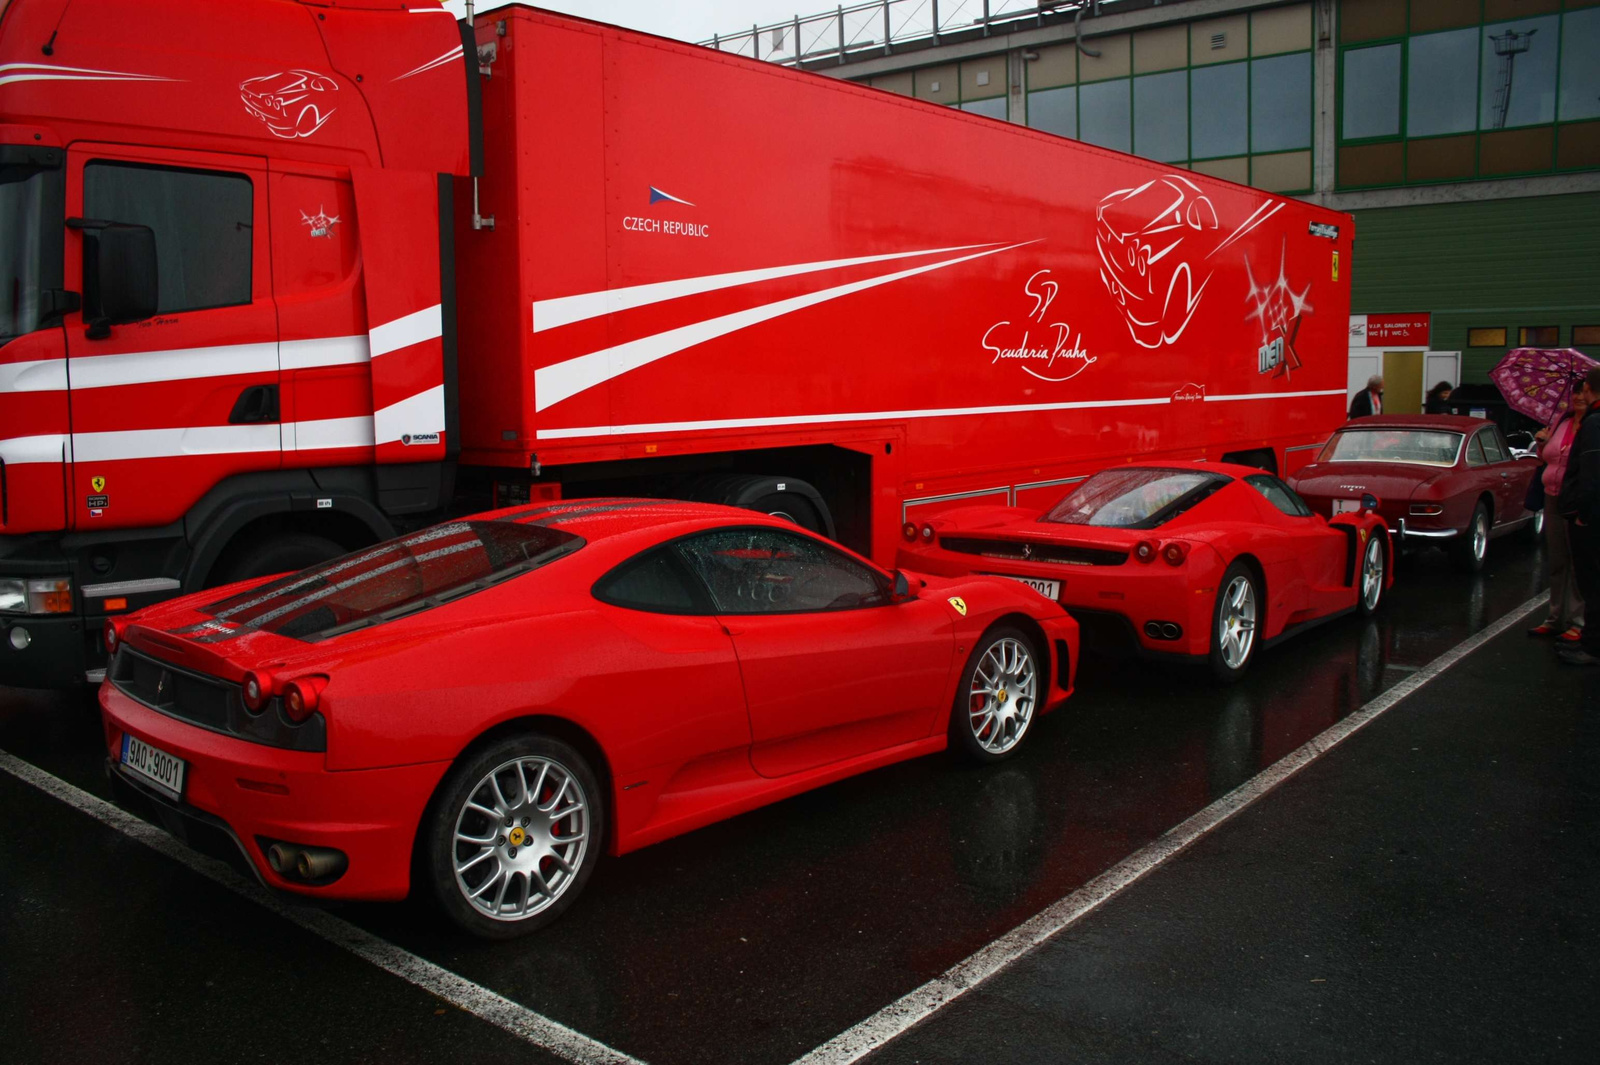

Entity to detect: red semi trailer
[0,0,1353,688]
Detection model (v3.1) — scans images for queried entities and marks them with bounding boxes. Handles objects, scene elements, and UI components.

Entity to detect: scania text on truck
[0,0,1354,688]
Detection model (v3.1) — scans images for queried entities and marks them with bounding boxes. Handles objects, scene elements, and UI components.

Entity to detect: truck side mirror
[82,222,158,339]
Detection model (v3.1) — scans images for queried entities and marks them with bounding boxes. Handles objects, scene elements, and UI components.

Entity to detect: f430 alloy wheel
[952,627,1041,763]
[426,734,603,939]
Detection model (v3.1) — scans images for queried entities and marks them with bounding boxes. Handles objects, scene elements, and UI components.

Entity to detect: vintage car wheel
[1357,534,1386,617]
[1210,563,1259,683]
[951,627,1041,763]
[1452,501,1490,573]
[425,734,602,939]
[1525,506,1545,541]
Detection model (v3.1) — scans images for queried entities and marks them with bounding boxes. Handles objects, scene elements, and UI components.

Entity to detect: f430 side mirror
[891,570,914,602]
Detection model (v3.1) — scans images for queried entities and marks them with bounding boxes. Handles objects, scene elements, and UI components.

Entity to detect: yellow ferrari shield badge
[1359,527,1369,544]
[91,475,106,492]
[947,596,967,616]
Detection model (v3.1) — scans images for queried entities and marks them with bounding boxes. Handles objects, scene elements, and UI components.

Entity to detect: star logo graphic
[1244,240,1311,381]
[300,206,340,238]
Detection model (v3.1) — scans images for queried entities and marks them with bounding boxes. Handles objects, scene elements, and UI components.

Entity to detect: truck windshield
[0,162,52,347]
[1319,429,1463,467]
[1041,468,1227,529]
[194,520,584,641]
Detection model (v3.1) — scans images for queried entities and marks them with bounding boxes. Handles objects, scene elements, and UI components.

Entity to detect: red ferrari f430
[897,462,1392,681]
[99,500,1078,936]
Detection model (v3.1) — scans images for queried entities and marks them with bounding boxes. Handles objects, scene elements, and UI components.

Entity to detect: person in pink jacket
[1530,389,1588,640]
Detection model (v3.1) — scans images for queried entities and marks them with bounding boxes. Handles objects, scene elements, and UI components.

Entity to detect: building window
[1080,78,1132,153]
[1134,70,1188,162]
[1468,327,1508,347]
[1407,29,1479,137]
[1573,326,1600,346]
[1337,2,1600,189]
[1342,44,1401,140]
[1519,326,1559,347]
[1249,52,1312,152]
[1190,61,1248,158]
[961,96,1008,120]
[1028,84,1077,138]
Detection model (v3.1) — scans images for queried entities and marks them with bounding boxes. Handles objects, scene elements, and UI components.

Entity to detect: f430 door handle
[229,384,280,424]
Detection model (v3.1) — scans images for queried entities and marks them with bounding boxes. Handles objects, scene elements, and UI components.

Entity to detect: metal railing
[701,1,1132,67]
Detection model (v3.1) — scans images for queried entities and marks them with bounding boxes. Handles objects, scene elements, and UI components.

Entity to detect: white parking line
[0,750,647,1065]
[790,591,1551,1065]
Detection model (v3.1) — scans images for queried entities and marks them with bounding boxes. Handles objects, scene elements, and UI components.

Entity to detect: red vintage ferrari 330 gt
[897,461,1392,681]
[99,499,1078,937]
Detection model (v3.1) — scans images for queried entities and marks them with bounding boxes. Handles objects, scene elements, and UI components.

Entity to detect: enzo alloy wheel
[1209,562,1260,682]
[953,628,1040,762]
[1359,535,1385,616]
[427,735,603,938]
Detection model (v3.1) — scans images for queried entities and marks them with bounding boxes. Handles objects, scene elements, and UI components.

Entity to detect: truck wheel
[1451,502,1490,573]
[211,533,345,586]
[748,491,824,533]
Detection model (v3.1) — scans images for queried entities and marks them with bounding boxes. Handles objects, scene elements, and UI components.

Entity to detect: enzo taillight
[1134,540,1156,563]
[242,670,272,713]
[1162,541,1190,566]
[903,521,919,542]
[282,675,327,723]
[920,523,935,543]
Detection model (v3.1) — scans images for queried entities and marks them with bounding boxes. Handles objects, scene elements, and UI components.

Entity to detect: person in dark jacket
[1556,368,1600,666]
[1425,381,1453,414]
[1349,375,1383,418]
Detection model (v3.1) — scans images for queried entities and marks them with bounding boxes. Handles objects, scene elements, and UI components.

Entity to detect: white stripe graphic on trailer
[0,751,648,1065]
[787,592,1551,1065]
[534,389,1344,441]
[534,241,1037,412]
[393,45,464,81]
[532,243,1005,333]
[0,62,180,88]
[370,304,443,358]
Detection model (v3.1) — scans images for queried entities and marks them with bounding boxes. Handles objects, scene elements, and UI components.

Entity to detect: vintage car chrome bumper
[1390,518,1460,542]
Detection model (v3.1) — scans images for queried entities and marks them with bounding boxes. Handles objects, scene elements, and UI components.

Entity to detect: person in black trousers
[1557,368,1600,666]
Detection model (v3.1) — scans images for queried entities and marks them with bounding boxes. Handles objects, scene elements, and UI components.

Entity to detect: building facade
[709,0,1600,413]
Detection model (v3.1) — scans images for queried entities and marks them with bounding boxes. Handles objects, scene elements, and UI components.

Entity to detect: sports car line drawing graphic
[1096,174,1284,349]
[239,69,338,139]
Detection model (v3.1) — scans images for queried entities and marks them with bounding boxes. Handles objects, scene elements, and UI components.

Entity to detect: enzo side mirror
[75,220,158,339]
[1361,493,1380,512]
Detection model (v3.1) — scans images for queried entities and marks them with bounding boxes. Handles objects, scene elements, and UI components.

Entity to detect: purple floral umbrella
[1489,347,1598,426]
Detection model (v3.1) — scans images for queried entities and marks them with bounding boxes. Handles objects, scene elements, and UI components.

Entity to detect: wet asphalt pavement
[1,536,1593,1065]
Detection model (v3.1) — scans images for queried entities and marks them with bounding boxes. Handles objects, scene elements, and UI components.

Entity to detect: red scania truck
[0,0,1354,688]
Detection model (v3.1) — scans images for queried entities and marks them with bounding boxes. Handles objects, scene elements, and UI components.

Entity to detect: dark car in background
[1289,416,1541,572]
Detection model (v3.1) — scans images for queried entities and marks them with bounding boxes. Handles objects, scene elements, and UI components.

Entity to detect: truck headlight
[0,578,73,615]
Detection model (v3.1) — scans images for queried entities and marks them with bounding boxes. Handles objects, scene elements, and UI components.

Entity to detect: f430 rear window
[193,521,582,641]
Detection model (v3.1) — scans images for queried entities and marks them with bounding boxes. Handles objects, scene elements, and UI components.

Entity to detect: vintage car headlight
[0,577,73,615]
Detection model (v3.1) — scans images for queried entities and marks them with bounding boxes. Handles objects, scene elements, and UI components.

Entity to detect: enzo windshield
[1042,469,1225,529]
[1319,429,1463,467]
[0,161,52,346]
[194,520,583,641]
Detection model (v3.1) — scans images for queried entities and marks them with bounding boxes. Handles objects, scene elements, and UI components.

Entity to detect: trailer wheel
[698,475,834,538]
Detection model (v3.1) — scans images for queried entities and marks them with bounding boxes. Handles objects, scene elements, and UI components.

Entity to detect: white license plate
[986,573,1061,599]
[121,733,185,801]
[1331,498,1360,516]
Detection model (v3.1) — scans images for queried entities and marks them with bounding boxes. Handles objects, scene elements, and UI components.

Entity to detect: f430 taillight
[242,670,272,713]
[282,675,328,723]
[103,619,122,654]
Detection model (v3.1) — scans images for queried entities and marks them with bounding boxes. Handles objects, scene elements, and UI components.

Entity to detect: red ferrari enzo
[99,500,1078,937]
[897,462,1392,682]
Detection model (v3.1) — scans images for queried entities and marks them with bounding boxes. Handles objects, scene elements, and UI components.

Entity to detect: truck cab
[0,0,473,686]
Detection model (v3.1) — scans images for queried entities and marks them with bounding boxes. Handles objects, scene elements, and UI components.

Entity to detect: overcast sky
[437,1,816,44]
